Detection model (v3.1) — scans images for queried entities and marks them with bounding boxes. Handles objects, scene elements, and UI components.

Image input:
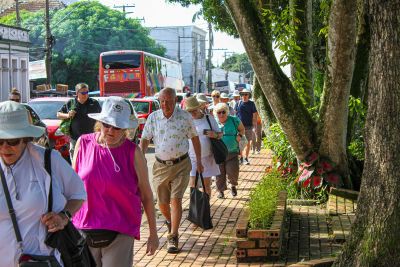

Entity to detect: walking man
[140,87,203,254]
[57,83,101,160]
[235,89,258,165]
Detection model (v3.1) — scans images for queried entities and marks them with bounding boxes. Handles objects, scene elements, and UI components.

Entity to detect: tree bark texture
[224,0,316,161]
[290,0,314,107]
[318,0,357,188]
[335,1,400,265]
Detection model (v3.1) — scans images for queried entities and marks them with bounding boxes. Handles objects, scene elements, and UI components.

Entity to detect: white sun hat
[232,90,240,97]
[196,93,208,103]
[88,96,138,129]
[0,101,45,139]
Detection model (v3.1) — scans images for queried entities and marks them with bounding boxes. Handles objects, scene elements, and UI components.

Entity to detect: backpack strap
[44,148,53,213]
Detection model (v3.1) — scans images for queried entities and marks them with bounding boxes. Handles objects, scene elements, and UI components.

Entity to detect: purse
[205,115,228,164]
[0,155,61,267]
[187,172,213,230]
[232,117,248,151]
[82,229,118,248]
[59,99,75,136]
[43,149,96,267]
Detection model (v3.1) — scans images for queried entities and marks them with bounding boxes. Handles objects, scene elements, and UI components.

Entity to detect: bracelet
[59,210,72,221]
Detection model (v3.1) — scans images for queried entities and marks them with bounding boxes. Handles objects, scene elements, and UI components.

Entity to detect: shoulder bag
[0,151,61,267]
[59,99,76,136]
[187,172,213,230]
[205,115,228,164]
[43,149,96,267]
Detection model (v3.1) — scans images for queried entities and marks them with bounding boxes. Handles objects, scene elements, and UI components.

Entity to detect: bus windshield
[102,53,141,69]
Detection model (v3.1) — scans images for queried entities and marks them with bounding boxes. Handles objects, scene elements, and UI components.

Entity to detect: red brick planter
[236,191,287,262]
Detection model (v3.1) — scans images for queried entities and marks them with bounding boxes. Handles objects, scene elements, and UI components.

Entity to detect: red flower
[326,173,341,185]
[298,168,314,183]
[320,160,334,172]
[312,175,323,188]
[302,177,311,188]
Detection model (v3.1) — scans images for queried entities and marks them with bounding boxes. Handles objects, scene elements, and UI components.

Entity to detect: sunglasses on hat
[102,122,121,130]
[0,138,22,146]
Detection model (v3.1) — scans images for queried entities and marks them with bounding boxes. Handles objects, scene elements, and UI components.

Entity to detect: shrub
[248,170,286,229]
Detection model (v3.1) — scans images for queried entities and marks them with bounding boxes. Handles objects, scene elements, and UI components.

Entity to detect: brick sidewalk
[134,149,272,266]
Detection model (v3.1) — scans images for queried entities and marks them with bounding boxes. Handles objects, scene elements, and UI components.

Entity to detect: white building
[0,24,30,102]
[149,25,207,93]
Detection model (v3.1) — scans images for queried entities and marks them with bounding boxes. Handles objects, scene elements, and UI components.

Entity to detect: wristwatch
[59,210,72,221]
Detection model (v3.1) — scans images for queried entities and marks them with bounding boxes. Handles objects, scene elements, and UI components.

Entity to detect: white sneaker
[244,158,250,165]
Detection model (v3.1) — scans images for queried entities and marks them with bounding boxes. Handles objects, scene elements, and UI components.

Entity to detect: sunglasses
[79,91,89,95]
[217,110,226,115]
[102,122,122,130]
[0,138,22,146]
[212,95,220,98]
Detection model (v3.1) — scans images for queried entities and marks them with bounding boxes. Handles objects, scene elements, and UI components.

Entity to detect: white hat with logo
[0,101,45,139]
[88,96,138,129]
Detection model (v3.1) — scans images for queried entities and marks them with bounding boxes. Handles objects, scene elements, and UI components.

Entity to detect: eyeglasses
[102,122,122,130]
[79,91,89,95]
[217,110,226,115]
[0,138,22,146]
[212,95,220,98]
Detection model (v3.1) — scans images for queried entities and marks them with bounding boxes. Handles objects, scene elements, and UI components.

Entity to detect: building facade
[149,25,207,93]
[0,24,30,102]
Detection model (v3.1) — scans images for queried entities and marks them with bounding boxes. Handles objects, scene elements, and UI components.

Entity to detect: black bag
[18,254,61,267]
[43,149,96,267]
[205,115,228,164]
[187,172,213,230]
[83,230,118,248]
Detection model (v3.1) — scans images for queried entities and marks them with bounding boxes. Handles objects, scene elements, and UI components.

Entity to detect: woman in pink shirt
[72,97,158,267]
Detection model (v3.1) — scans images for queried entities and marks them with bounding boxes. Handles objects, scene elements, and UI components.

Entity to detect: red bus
[99,50,184,97]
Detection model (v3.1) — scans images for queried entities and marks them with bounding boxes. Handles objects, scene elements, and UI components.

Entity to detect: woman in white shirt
[185,97,221,197]
[0,101,86,267]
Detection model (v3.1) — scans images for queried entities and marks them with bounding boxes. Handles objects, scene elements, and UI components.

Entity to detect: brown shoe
[167,234,179,254]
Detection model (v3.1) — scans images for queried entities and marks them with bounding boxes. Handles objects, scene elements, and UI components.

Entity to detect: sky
[97,0,245,66]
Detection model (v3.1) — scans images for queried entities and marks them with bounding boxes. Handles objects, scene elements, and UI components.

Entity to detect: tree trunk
[335,1,400,265]
[290,0,314,107]
[252,75,276,134]
[224,0,317,161]
[318,0,357,188]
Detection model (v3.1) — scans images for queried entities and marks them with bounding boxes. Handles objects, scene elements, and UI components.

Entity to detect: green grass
[247,170,286,229]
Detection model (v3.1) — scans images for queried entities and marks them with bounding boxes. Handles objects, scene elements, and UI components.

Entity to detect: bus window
[102,54,141,69]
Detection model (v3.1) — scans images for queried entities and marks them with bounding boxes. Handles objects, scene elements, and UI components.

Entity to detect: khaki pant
[89,234,134,267]
[153,157,191,204]
[216,152,240,192]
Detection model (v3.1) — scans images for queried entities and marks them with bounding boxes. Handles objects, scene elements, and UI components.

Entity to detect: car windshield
[131,101,149,114]
[28,101,66,120]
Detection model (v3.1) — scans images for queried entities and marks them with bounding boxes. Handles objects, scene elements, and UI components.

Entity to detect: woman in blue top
[213,103,245,199]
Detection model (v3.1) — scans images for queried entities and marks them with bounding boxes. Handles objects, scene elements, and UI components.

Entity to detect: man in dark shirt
[235,89,258,165]
[57,83,101,160]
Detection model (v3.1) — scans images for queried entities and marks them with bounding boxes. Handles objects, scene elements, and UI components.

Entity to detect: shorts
[152,157,191,204]
[190,154,221,177]
[245,126,254,142]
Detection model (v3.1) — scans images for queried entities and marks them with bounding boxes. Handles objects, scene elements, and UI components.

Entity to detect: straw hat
[196,93,208,103]
[0,101,45,139]
[88,96,138,129]
[184,97,201,111]
[232,90,240,97]
[220,93,229,99]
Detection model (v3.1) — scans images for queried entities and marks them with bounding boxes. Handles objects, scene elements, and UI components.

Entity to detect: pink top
[72,133,142,239]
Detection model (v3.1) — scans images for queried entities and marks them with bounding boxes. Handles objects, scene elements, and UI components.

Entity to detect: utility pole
[15,0,21,27]
[113,4,135,17]
[207,22,213,93]
[45,0,53,86]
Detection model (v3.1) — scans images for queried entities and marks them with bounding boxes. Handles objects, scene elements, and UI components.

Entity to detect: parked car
[31,89,75,98]
[128,98,160,138]
[27,97,71,159]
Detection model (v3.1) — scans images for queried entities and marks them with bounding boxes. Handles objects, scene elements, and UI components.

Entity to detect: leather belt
[155,153,189,166]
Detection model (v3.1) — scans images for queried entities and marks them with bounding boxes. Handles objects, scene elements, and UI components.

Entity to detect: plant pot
[236,191,287,262]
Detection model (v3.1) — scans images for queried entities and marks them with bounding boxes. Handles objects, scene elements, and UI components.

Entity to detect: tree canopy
[0,1,166,89]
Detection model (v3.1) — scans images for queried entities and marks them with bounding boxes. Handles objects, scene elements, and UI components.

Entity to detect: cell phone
[203,129,210,135]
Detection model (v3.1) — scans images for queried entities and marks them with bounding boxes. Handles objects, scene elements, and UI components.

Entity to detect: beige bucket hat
[184,97,201,112]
